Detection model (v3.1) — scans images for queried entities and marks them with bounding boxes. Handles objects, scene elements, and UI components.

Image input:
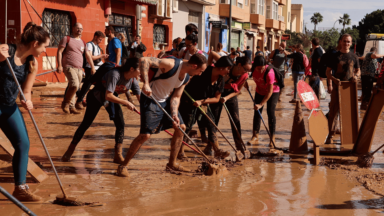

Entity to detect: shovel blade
[243,150,251,159]
[236,151,244,161]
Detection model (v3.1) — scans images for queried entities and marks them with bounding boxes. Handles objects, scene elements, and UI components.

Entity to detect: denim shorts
[139,93,184,134]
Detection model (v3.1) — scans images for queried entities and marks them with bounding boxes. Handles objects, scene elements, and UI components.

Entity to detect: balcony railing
[278,15,284,22]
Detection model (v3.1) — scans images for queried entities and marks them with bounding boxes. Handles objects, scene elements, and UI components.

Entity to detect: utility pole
[228,0,232,51]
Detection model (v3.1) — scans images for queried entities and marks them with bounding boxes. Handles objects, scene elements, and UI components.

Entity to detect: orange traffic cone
[289,100,308,153]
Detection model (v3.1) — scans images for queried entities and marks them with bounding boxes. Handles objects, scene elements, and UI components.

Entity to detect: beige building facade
[291,4,303,33]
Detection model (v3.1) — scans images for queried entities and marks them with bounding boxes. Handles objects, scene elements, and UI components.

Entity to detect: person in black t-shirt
[178,56,234,159]
[325,34,360,144]
[243,46,252,61]
[309,38,323,99]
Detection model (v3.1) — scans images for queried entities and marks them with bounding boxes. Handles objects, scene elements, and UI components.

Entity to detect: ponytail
[20,22,50,47]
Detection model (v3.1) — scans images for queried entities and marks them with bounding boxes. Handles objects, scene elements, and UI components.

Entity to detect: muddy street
[1,80,384,215]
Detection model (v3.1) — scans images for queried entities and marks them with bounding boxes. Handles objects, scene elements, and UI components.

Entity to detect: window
[273,1,278,20]
[245,0,249,6]
[251,3,256,14]
[220,0,226,3]
[153,24,166,49]
[42,9,71,47]
[109,14,133,46]
[188,11,199,25]
[258,0,264,16]
[173,0,178,12]
[238,2,243,8]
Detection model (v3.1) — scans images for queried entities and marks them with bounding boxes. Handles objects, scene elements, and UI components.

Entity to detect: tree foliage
[310,12,323,31]
[355,9,384,53]
[338,13,351,31]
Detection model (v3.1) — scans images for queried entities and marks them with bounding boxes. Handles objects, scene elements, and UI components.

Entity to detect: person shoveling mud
[116,54,208,177]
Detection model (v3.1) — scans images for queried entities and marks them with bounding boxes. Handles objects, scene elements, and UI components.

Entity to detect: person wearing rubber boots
[177,55,234,159]
[325,34,360,144]
[61,58,141,164]
[0,22,50,201]
[117,54,207,177]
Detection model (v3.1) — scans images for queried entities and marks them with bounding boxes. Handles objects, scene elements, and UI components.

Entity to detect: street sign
[243,22,251,30]
[297,80,319,110]
[210,21,222,28]
[282,34,291,40]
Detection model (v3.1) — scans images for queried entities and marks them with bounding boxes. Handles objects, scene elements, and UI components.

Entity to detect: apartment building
[205,0,286,57]
[291,4,304,33]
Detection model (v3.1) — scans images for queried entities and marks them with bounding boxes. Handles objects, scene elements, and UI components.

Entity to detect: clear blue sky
[291,0,382,30]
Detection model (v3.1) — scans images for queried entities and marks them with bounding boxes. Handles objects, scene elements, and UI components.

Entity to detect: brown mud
[1,80,384,215]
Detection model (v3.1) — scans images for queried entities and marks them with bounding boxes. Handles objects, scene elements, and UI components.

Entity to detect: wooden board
[353,89,384,154]
[308,110,328,146]
[338,81,359,145]
[0,139,48,183]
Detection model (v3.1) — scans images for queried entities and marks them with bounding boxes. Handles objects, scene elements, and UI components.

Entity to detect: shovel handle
[223,102,247,151]
[183,90,239,153]
[372,143,384,155]
[133,109,201,155]
[245,82,277,149]
[5,59,68,198]
[148,96,212,163]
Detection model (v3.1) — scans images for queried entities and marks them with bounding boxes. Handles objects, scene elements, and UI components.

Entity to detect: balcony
[279,21,286,31]
[277,0,286,5]
[266,19,279,29]
[250,14,265,26]
[219,4,244,20]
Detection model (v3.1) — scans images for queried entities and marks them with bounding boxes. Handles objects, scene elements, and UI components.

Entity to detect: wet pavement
[1,79,384,215]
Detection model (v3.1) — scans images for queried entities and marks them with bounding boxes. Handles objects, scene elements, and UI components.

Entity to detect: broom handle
[222,102,247,150]
[245,82,277,149]
[147,96,212,162]
[372,143,384,155]
[6,59,68,198]
[132,109,200,154]
[183,90,238,152]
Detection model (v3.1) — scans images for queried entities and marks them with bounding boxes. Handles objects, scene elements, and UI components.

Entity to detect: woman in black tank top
[0,22,50,201]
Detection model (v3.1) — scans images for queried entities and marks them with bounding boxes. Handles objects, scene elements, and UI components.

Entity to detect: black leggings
[211,96,243,150]
[253,92,279,136]
[72,90,125,145]
[76,63,115,103]
[361,76,374,103]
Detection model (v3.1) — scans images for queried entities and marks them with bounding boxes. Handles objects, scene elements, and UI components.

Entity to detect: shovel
[357,143,384,168]
[184,90,244,161]
[223,102,250,159]
[245,82,278,149]
[147,95,226,175]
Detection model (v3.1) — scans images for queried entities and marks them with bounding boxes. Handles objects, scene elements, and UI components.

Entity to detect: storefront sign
[282,34,291,40]
[210,21,222,28]
[242,22,251,30]
[231,21,243,29]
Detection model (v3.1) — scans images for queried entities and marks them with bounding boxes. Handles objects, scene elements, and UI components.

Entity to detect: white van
[363,34,384,56]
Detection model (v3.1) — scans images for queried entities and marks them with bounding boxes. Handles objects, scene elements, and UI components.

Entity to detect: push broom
[6,59,95,206]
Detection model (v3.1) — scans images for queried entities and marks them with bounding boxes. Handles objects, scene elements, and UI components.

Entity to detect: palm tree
[338,13,351,31]
[310,12,323,31]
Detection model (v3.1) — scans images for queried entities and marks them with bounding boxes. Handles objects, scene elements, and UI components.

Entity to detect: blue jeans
[0,103,30,185]
[292,72,304,99]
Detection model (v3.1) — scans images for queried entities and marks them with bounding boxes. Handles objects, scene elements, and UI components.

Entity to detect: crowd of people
[1,21,383,202]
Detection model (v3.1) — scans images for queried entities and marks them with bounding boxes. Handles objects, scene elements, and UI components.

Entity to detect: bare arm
[85,51,96,74]
[255,84,273,110]
[372,53,384,59]
[57,46,65,73]
[170,83,187,127]
[118,33,126,43]
[195,91,222,106]
[20,58,38,110]
[269,50,275,63]
[105,91,135,110]
[115,48,121,66]
[221,81,245,102]
[207,51,221,65]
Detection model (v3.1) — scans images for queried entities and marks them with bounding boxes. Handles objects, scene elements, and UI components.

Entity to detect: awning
[131,0,157,5]
[209,14,220,22]
[189,0,215,6]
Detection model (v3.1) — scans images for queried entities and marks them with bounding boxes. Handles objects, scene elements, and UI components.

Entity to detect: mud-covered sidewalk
[1,79,384,215]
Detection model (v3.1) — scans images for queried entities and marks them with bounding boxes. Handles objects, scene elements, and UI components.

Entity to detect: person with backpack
[286,44,307,103]
[74,31,109,110]
[210,54,252,155]
[178,23,198,51]
[57,23,96,114]
[359,47,384,110]
[61,58,141,163]
[309,38,324,100]
[255,46,264,57]
[116,54,207,177]
[269,42,287,101]
[247,56,280,147]
[0,22,50,201]
[177,55,234,159]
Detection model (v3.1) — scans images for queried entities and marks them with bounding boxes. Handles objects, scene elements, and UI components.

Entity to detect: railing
[278,15,284,22]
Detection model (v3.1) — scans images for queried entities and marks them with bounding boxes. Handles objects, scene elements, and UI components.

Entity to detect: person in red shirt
[247,56,280,147]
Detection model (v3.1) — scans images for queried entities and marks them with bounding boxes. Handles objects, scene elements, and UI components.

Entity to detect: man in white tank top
[116,54,207,177]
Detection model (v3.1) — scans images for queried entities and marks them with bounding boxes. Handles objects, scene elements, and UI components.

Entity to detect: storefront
[230,21,244,50]
[204,13,229,53]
